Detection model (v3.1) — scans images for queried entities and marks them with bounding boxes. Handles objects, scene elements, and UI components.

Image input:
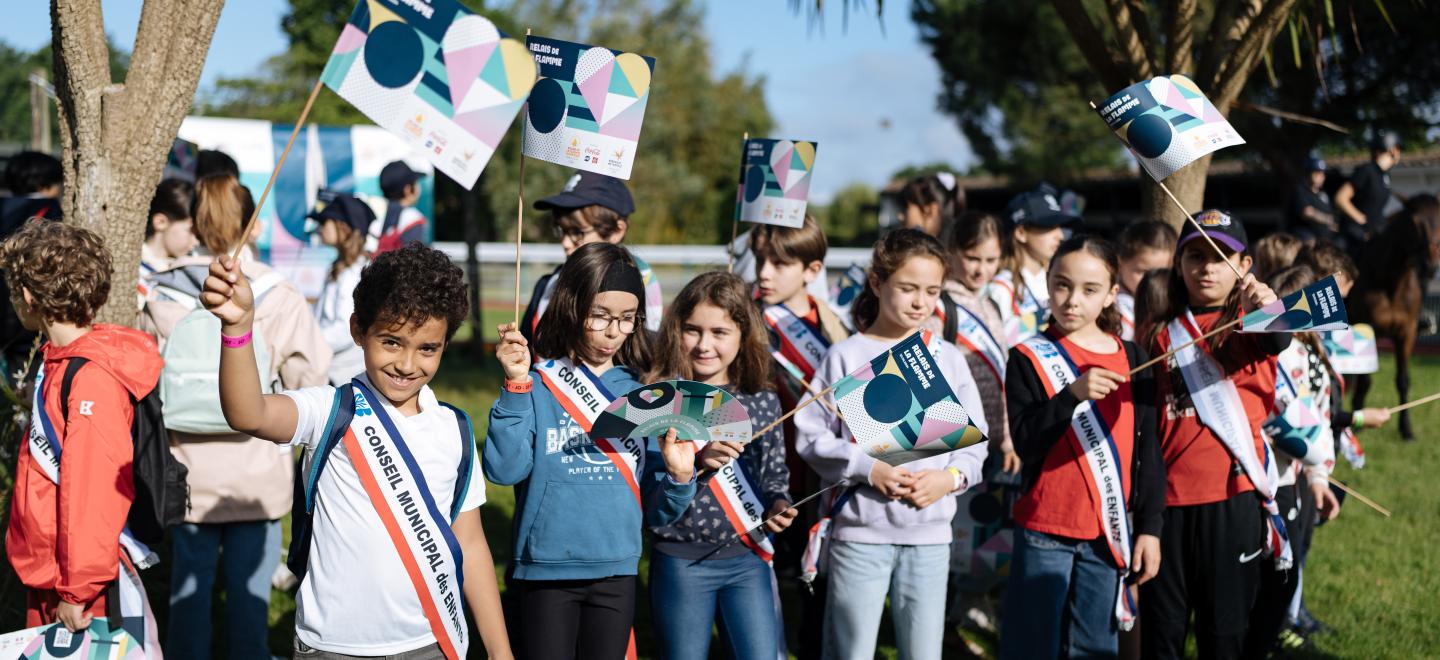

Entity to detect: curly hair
[353,243,468,341]
[647,271,771,394]
[0,220,111,326]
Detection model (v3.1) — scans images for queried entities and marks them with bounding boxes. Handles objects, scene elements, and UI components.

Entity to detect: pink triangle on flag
[771,145,794,191]
[454,102,522,148]
[446,41,499,110]
[785,171,811,201]
[577,61,614,127]
[599,95,647,141]
[335,24,367,55]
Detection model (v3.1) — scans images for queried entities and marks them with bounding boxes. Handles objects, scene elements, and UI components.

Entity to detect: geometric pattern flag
[1094,74,1245,181]
[1323,323,1380,374]
[737,138,819,228]
[320,0,536,189]
[1240,275,1350,333]
[0,619,143,660]
[591,380,753,444]
[831,331,987,466]
[522,36,657,180]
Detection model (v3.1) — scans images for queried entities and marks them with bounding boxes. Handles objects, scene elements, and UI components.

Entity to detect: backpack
[148,265,283,434]
[286,383,475,580]
[59,357,188,546]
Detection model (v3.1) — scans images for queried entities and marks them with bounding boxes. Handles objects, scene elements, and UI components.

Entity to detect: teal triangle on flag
[477,49,510,99]
[608,68,638,98]
[321,48,362,89]
[791,150,808,172]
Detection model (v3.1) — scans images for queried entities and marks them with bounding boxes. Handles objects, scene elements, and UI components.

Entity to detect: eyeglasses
[554,225,598,242]
[585,311,640,334]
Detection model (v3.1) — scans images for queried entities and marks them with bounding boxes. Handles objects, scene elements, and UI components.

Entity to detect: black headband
[600,260,646,307]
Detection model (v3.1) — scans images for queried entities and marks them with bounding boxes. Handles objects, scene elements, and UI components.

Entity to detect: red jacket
[6,325,162,608]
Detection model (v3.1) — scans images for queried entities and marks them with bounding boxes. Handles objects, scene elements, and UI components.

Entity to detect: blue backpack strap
[438,401,476,522]
[287,383,355,579]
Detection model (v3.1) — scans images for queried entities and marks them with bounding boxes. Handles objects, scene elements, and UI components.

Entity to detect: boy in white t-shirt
[202,244,511,660]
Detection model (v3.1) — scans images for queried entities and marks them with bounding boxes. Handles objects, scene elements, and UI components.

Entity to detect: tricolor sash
[341,381,468,660]
[990,270,1043,345]
[1116,291,1136,341]
[936,294,1007,384]
[1015,335,1136,630]
[1166,313,1292,569]
[27,364,163,658]
[531,270,561,335]
[536,358,641,503]
[764,302,830,384]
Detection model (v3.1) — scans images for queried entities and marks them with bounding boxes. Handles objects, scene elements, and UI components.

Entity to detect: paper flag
[1323,323,1379,374]
[1240,275,1350,333]
[318,0,536,190]
[1263,409,1327,464]
[1094,74,1245,181]
[737,138,819,228]
[591,380,753,444]
[0,619,144,659]
[521,36,656,180]
[829,264,867,332]
[831,331,987,466]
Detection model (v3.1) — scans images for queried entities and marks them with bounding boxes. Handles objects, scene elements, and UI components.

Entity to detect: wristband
[503,378,533,394]
[220,330,253,349]
[947,466,964,492]
[1353,410,1365,428]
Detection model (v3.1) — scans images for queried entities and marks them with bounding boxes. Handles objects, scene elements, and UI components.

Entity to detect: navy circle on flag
[527,78,568,133]
[863,373,912,424]
[744,164,768,202]
[1126,113,1173,159]
[363,22,423,89]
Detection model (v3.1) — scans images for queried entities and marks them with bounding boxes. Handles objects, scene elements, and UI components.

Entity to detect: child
[991,185,1081,346]
[487,241,697,660]
[796,228,989,660]
[373,160,430,254]
[1115,221,1176,341]
[143,173,331,659]
[752,216,851,394]
[1,222,164,639]
[1000,235,1165,658]
[520,171,662,342]
[310,191,376,385]
[896,172,964,237]
[645,270,797,660]
[0,151,63,377]
[1131,269,1171,344]
[1251,231,1302,281]
[204,243,510,659]
[1139,209,1287,660]
[140,178,197,286]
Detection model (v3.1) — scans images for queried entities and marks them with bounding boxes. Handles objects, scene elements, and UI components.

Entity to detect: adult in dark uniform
[1335,131,1401,257]
[1287,156,1336,244]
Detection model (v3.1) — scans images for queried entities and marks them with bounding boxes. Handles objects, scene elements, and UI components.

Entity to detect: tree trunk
[1140,154,1211,229]
[51,0,224,327]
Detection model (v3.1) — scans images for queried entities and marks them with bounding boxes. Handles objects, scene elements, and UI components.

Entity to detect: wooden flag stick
[1327,476,1392,518]
[233,79,325,261]
[753,380,840,439]
[1087,100,1244,282]
[1128,317,1243,376]
[513,28,534,327]
[778,362,844,420]
[728,131,749,273]
[1385,390,1440,415]
[726,482,844,545]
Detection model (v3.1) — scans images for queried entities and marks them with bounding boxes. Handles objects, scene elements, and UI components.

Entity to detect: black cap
[1305,155,1327,172]
[1005,184,1081,228]
[380,160,424,199]
[307,190,376,234]
[1179,209,1248,254]
[1369,130,1400,152]
[534,171,635,217]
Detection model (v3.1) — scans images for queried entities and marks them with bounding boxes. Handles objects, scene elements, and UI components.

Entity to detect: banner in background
[319,0,535,189]
[176,116,434,298]
[1323,323,1379,374]
[737,138,818,228]
[1095,74,1244,181]
[523,35,656,180]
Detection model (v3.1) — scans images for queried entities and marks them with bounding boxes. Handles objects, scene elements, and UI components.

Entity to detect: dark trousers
[1244,482,1317,657]
[510,576,636,660]
[1141,493,1264,660]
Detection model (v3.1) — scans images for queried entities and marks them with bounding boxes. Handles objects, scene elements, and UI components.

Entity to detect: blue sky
[2,0,972,202]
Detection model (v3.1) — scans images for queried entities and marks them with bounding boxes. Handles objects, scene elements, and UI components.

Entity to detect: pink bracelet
[220,330,253,349]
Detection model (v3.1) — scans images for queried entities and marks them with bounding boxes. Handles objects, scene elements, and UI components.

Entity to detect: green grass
[239,345,1438,658]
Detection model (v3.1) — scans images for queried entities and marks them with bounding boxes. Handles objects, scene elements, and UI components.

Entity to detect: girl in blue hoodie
[485,242,697,660]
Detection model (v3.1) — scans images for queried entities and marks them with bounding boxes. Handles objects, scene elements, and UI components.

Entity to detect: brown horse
[1349,194,1440,440]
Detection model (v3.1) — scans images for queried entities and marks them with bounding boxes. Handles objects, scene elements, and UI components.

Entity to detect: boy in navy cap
[520,171,661,343]
[374,160,429,255]
[990,183,1082,345]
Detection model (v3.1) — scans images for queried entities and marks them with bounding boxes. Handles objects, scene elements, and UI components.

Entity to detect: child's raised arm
[202,256,300,443]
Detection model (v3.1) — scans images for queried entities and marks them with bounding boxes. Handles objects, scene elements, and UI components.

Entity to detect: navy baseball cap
[1305,155,1327,172]
[1369,130,1401,152]
[534,171,635,217]
[1179,209,1248,254]
[380,160,424,198]
[1005,185,1081,228]
[307,190,375,234]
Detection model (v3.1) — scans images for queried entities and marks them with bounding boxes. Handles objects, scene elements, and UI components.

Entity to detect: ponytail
[852,229,947,331]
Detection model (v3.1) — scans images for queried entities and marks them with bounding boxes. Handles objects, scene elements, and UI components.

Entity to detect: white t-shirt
[283,374,485,655]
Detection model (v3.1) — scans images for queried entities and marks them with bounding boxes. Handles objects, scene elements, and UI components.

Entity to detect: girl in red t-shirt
[1000,236,1165,659]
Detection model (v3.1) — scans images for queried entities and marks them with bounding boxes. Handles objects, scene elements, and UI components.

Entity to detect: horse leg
[1354,373,1373,411]
[1398,330,1416,441]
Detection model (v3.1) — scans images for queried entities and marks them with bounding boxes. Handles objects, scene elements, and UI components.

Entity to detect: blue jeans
[649,549,782,660]
[168,520,282,659]
[1000,528,1121,659]
[823,541,950,660]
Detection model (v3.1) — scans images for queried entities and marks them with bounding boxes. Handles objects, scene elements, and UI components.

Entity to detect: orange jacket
[6,325,163,607]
